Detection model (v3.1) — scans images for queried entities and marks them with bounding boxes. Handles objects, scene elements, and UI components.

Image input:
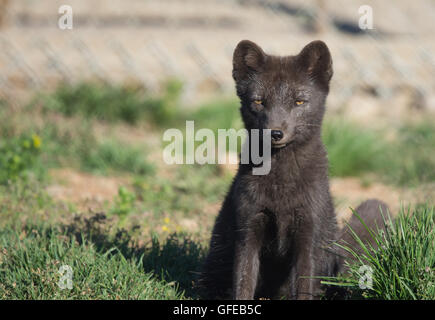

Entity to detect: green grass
[322,119,386,177]
[0,111,155,178]
[133,164,232,218]
[33,80,237,131]
[385,121,435,186]
[0,179,57,227]
[0,133,44,184]
[322,118,435,186]
[0,222,188,299]
[79,140,155,176]
[32,80,183,127]
[323,205,435,300]
[182,98,244,154]
[188,98,241,133]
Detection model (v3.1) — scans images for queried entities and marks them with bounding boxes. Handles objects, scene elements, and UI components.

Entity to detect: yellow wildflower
[32,134,42,149]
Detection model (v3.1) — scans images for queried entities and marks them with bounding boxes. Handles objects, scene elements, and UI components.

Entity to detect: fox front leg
[293,225,322,300]
[233,212,269,300]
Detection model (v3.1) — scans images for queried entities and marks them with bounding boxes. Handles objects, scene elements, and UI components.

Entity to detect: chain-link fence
[0,0,434,118]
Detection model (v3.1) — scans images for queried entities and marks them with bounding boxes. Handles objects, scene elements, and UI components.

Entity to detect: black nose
[271,130,284,142]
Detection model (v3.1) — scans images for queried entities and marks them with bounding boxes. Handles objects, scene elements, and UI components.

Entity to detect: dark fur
[199,40,389,300]
[338,199,391,267]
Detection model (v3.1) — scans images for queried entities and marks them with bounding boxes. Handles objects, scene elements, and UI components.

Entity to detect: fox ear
[297,40,333,84]
[232,40,266,81]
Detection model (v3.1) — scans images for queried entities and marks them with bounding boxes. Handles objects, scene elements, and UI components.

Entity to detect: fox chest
[241,176,304,212]
[237,179,308,252]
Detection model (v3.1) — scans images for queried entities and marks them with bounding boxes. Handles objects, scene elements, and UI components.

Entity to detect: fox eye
[251,99,264,112]
[295,100,305,106]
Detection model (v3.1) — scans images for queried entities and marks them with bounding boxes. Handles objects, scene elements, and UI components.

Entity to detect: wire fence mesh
[0,0,434,117]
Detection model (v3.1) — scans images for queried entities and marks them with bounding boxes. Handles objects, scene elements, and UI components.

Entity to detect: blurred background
[0,0,434,299]
[1,0,435,118]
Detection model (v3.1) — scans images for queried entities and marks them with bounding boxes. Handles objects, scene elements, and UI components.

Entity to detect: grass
[323,205,435,300]
[79,140,155,176]
[0,110,155,178]
[33,79,183,126]
[322,118,386,177]
[385,122,435,186]
[0,133,44,184]
[137,166,231,219]
[322,118,435,186]
[34,80,237,131]
[188,98,242,133]
[0,222,188,299]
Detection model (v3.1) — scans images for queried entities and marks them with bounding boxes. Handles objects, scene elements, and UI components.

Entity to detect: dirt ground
[46,167,431,231]
[46,168,128,212]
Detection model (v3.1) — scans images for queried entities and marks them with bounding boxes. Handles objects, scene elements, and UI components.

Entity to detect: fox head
[233,40,333,149]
